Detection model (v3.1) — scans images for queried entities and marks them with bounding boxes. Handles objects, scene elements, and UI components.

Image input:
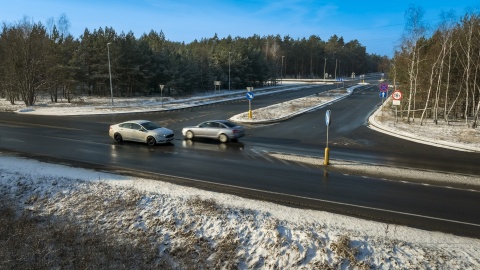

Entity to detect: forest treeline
[0,15,384,106]
[391,6,480,128]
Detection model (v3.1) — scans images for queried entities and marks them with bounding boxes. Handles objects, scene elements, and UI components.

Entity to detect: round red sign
[392,90,402,100]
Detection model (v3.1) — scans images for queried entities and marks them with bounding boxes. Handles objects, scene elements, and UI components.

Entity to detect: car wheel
[218,134,228,143]
[147,136,156,146]
[185,131,194,140]
[114,133,123,142]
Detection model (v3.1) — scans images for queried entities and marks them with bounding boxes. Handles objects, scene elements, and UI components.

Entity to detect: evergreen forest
[0,15,384,106]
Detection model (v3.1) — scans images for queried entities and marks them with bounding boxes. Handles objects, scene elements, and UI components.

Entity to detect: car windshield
[141,121,161,130]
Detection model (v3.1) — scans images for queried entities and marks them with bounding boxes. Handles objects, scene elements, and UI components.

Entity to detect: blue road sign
[379,92,387,98]
[325,110,331,126]
[246,92,254,100]
[379,83,388,92]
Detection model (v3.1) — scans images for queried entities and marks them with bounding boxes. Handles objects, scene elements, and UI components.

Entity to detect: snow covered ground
[1,84,479,269]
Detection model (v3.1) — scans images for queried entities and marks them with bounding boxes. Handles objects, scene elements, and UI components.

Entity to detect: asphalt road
[1,80,479,237]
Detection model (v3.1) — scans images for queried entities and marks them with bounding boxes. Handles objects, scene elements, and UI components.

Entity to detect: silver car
[182,120,245,143]
[109,120,174,145]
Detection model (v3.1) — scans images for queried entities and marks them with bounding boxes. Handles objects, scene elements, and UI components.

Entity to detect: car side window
[131,123,142,130]
[223,121,236,128]
[119,123,132,129]
[199,122,211,128]
[142,121,160,130]
[210,122,221,128]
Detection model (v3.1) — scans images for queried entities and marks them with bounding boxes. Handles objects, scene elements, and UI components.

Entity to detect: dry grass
[0,191,244,269]
[330,235,371,269]
[0,198,171,269]
[0,175,374,269]
[186,196,221,215]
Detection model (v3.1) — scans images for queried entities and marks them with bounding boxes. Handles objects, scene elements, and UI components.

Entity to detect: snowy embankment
[1,155,479,269]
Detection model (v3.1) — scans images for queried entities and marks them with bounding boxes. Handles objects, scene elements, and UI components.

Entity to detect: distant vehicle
[182,120,245,143]
[109,120,174,145]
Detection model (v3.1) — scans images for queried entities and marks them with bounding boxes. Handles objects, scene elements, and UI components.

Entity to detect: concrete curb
[367,98,480,153]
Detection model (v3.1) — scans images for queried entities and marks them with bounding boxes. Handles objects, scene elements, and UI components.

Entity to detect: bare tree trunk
[472,47,480,128]
[420,53,441,125]
[406,50,416,123]
[402,5,427,124]
[435,16,455,125]
[412,51,420,123]
[457,13,477,127]
[444,40,459,124]
[424,21,454,125]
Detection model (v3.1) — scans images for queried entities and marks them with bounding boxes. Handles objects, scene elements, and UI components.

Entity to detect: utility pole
[107,42,114,106]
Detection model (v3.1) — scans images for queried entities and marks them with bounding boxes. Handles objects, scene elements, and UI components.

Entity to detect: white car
[109,120,174,145]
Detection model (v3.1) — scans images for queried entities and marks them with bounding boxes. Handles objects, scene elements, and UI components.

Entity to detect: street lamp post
[323,57,327,82]
[334,59,338,80]
[281,56,285,85]
[339,60,341,77]
[107,42,113,106]
[229,52,231,91]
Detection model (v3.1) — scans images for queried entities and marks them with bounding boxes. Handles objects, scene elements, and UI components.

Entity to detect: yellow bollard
[323,147,330,165]
[248,110,252,119]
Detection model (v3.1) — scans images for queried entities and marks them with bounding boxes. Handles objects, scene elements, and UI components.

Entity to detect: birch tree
[420,11,456,125]
[467,12,480,128]
[456,12,476,127]
[400,5,428,123]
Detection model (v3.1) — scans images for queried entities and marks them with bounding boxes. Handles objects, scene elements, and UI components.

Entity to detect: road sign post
[379,91,388,116]
[324,110,331,165]
[214,81,221,95]
[246,87,254,119]
[392,90,403,124]
[159,84,165,107]
[395,106,398,126]
[379,83,389,116]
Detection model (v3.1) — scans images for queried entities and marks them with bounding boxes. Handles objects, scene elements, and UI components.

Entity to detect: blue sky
[2,0,479,57]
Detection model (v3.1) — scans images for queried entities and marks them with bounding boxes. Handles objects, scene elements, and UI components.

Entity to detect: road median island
[230,86,363,124]
[230,89,347,124]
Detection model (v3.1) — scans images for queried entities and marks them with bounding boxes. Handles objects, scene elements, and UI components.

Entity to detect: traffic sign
[392,90,402,100]
[379,83,388,92]
[379,92,387,98]
[246,92,254,100]
[325,110,331,126]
